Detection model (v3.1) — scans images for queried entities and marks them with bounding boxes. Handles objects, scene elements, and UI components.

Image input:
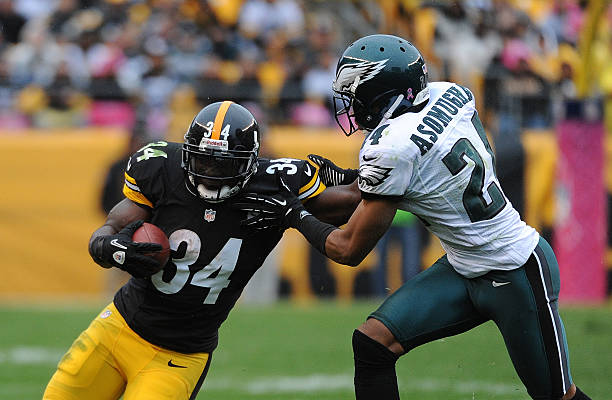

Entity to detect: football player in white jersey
[236,34,593,400]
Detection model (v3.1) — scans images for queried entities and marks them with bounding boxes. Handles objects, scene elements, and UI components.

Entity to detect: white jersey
[358,81,539,278]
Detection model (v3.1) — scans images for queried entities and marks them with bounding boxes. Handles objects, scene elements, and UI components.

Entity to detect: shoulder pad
[123,141,175,208]
[254,158,326,201]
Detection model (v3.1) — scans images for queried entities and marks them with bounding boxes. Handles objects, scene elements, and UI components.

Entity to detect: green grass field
[1,301,611,400]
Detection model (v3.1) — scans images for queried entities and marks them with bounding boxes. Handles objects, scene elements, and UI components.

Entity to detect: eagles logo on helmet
[332,34,430,136]
[182,101,260,203]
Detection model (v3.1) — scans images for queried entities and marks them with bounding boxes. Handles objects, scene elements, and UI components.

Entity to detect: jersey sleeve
[296,160,326,201]
[358,144,414,197]
[122,141,170,209]
[265,158,326,201]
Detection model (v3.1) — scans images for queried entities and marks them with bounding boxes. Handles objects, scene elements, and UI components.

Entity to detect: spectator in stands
[0,0,588,129]
[0,0,26,44]
[34,61,87,128]
[14,0,56,20]
[433,1,500,87]
[238,0,305,43]
[541,0,585,46]
[0,58,28,128]
[502,51,551,129]
[290,50,336,127]
[48,0,78,35]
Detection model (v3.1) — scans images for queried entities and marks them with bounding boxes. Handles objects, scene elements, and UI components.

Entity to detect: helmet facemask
[332,92,360,136]
[333,88,407,135]
[182,142,258,203]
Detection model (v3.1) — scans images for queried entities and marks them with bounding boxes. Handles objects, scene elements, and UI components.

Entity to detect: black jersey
[116,141,325,353]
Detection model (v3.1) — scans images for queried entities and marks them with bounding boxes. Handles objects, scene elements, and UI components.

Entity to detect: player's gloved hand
[88,220,163,278]
[308,154,358,186]
[233,176,310,231]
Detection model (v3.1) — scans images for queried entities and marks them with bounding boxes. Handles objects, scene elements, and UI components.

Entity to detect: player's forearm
[89,224,118,244]
[292,214,367,267]
[330,181,361,225]
[88,199,151,268]
[324,198,396,266]
[88,224,120,269]
[291,215,337,258]
[324,228,368,266]
[91,199,151,242]
[308,181,361,226]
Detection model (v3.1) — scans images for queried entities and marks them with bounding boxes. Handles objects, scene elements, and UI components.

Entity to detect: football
[132,222,171,269]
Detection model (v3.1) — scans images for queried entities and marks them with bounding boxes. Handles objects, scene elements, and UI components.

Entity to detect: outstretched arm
[304,181,361,226]
[235,181,398,266]
[323,197,397,266]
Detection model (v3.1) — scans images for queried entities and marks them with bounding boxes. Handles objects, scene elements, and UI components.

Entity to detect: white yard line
[0,347,63,365]
[205,374,525,397]
[0,347,527,398]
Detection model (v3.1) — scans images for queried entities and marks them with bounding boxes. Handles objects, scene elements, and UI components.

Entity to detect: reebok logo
[167,360,187,368]
[492,281,511,288]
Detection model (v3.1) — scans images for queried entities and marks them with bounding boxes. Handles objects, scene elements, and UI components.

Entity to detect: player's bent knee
[353,330,401,399]
[357,318,404,354]
[352,330,399,372]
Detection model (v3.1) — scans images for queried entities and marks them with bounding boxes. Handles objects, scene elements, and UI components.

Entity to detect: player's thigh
[369,255,486,351]
[480,238,571,399]
[123,349,211,400]
[43,318,125,400]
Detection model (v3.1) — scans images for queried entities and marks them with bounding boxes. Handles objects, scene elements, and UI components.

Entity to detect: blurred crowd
[0,0,610,141]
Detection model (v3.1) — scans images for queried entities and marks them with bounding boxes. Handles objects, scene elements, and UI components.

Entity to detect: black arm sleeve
[293,214,337,256]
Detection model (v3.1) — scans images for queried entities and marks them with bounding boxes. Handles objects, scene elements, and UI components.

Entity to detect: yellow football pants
[43,303,211,400]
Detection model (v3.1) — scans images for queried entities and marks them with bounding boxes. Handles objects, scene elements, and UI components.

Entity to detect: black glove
[89,220,163,278]
[308,154,358,186]
[233,176,311,231]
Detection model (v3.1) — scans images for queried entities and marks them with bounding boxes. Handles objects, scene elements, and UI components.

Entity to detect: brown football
[132,222,170,269]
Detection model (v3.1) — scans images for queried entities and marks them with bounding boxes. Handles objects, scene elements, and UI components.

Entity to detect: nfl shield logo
[204,209,216,222]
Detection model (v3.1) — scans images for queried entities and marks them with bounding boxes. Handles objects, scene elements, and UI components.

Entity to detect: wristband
[293,214,337,256]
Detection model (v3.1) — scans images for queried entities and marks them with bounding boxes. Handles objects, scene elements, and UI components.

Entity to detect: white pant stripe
[532,249,569,392]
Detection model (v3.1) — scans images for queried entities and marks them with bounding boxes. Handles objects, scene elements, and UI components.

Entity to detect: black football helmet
[182,101,260,202]
[332,34,430,136]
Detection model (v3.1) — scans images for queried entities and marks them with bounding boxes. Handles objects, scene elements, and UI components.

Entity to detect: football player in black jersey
[43,101,360,400]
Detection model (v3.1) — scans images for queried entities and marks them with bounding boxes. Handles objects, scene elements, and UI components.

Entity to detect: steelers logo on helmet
[182,101,260,202]
[332,34,430,136]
